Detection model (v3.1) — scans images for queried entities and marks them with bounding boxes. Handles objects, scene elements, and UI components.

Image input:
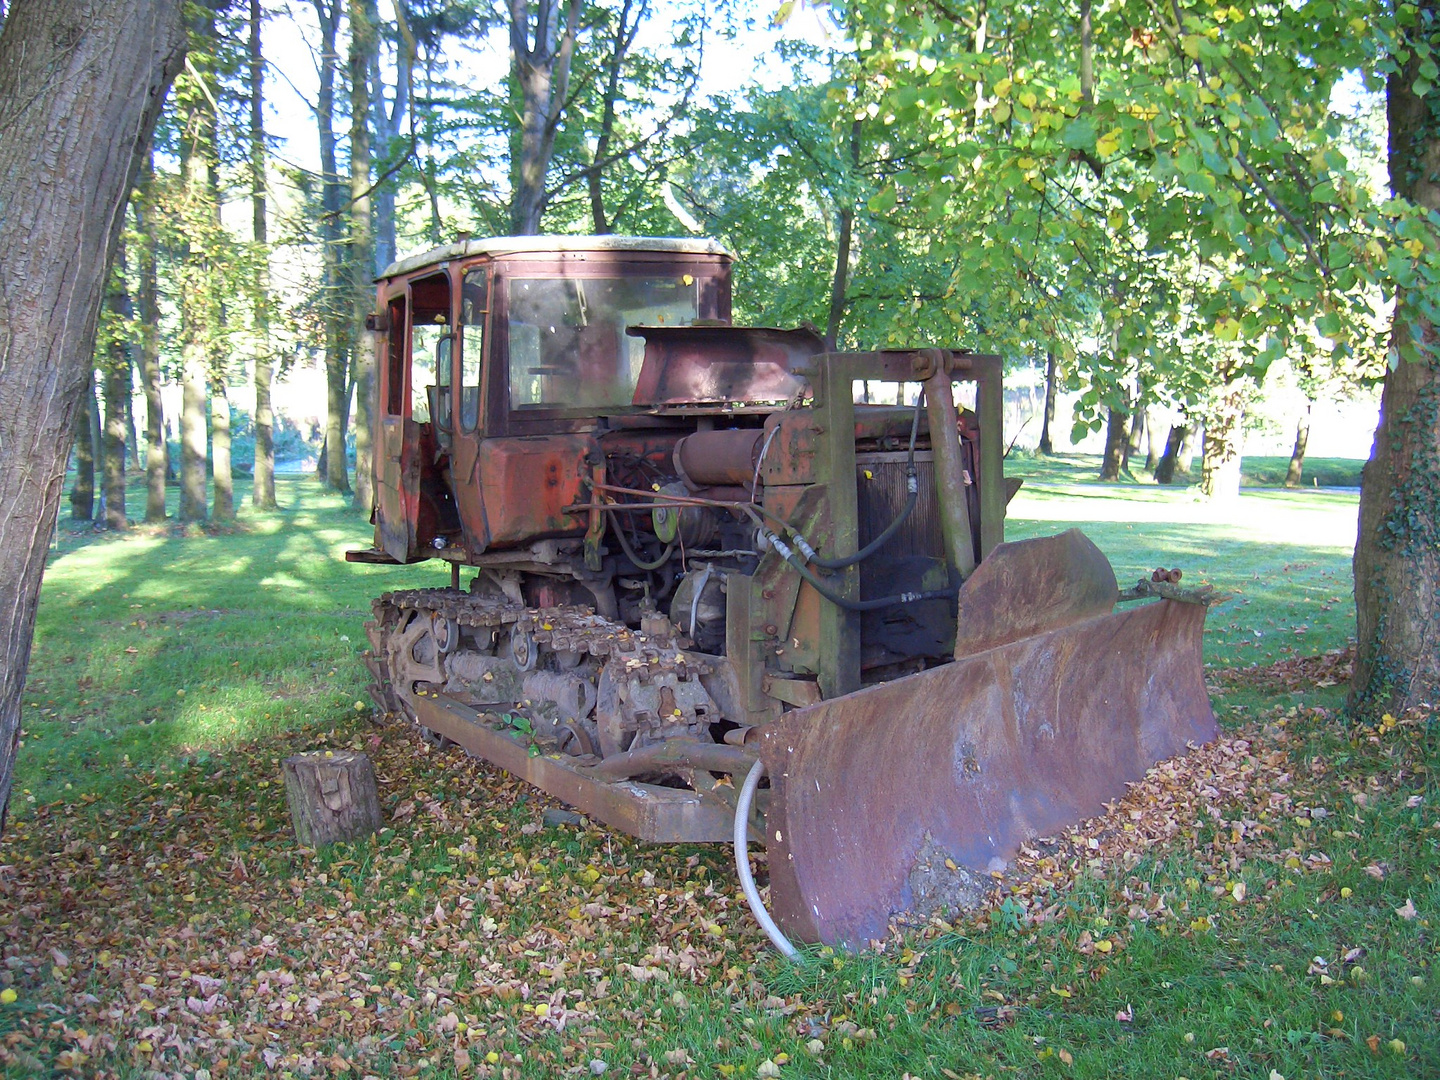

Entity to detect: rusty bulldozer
[348,236,1216,949]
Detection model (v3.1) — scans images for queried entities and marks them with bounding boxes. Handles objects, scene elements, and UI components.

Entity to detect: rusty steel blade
[757,595,1215,947]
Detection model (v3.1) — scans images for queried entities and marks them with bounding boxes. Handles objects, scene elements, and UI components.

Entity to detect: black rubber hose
[804,394,925,571]
[605,509,676,571]
[765,530,959,612]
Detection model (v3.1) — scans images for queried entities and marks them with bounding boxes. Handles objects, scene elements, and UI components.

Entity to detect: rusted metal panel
[410,692,741,843]
[630,326,823,406]
[758,596,1215,946]
[477,435,593,547]
[673,428,763,488]
[953,530,1119,658]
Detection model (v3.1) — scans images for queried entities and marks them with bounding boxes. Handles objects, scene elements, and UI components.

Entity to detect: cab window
[460,269,488,430]
[408,272,452,425]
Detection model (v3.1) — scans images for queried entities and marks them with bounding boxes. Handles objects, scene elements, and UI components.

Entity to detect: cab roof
[380,235,732,281]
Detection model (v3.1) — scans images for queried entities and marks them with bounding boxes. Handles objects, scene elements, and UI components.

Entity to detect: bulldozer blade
[756,534,1215,947]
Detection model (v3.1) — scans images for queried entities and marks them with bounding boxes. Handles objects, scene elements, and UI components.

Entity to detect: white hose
[734,758,799,959]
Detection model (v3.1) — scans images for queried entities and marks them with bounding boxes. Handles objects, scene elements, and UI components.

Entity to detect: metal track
[362,587,752,843]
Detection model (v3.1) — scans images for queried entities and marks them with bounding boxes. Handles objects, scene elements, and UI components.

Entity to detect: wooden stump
[282,751,382,848]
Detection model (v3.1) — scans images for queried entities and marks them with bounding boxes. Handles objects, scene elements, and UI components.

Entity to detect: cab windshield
[507,274,701,410]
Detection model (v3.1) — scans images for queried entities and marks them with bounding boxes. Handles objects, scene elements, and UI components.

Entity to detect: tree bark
[1284,402,1311,488]
[1038,349,1058,455]
[69,375,97,520]
[825,116,864,350]
[282,751,383,847]
[350,0,378,514]
[508,0,582,234]
[101,253,130,530]
[211,386,234,519]
[1098,407,1127,481]
[1154,423,1188,484]
[179,348,208,521]
[135,157,168,522]
[0,0,186,834]
[585,0,639,234]
[1351,25,1440,715]
[249,0,276,511]
[1143,407,1161,472]
[372,0,415,273]
[1177,423,1197,478]
[1199,381,1245,500]
[1125,402,1146,465]
[316,0,351,493]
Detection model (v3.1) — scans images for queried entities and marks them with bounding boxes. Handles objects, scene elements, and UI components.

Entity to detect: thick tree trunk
[69,377,97,520]
[509,0,582,234]
[1199,383,1245,500]
[179,349,208,520]
[0,0,185,834]
[1038,349,1058,455]
[1284,403,1311,488]
[211,386,234,520]
[101,259,130,531]
[1098,407,1127,481]
[136,161,168,522]
[282,751,382,847]
[1351,31,1440,714]
[350,0,378,514]
[249,0,276,511]
[1154,423,1188,484]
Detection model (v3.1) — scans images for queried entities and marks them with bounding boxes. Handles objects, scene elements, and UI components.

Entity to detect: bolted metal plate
[757,597,1215,947]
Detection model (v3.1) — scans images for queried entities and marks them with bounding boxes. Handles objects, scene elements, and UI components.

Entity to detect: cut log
[282,750,382,848]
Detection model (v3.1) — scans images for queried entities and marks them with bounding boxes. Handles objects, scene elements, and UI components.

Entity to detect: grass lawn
[1,469,1435,1079]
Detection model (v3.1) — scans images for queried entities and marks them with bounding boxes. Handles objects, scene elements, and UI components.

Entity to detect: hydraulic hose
[604,509,676,571]
[797,394,925,571]
[734,759,798,959]
[761,527,960,612]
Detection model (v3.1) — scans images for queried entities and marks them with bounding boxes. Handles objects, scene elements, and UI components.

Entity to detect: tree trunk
[316,0,351,493]
[136,157,168,522]
[350,0,378,514]
[1143,408,1161,473]
[249,0,276,511]
[69,375,97,520]
[1199,382,1245,500]
[1098,407,1127,481]
[88,368,104,495]
[1177,423,1197,478]
[101,254,130,530]
[0,0,186,835]
[1125,403,1145,465]
[1154,423,1188,484]
[179,348,208,520]
[1284,403,1311,488]
[585,0,637,234]
[282,751,383,847]
[508,0,582,234]
[211,385,234,519]
[824,117,863,350]
[1038,349,1058,455]
[371,0,414,273]
[1350,30,1440,715]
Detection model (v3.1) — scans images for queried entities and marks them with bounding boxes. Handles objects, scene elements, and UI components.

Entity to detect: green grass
[1006,450,1365,489]
[3,470,1434,1079]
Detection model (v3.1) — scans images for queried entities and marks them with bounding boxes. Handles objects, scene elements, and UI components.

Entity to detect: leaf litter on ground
[1,648,1436,1079]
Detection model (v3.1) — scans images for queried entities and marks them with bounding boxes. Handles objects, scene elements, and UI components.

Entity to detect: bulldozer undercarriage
[363,587,762,845]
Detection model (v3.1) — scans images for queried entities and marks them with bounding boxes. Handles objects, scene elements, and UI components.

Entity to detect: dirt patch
[904,832,992,920]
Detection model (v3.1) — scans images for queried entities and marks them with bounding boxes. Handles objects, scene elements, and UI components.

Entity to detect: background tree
[0,0,186,832]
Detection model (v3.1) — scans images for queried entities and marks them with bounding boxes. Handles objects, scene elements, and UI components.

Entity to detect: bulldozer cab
[370,238,733,563]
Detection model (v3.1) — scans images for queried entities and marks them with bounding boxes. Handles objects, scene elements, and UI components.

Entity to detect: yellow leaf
[1094,939,1113,953]
[534,1003,549,1018]
[486,1051,500,1065]
[1018,89,1038,109]
[1096,130,1121,158]
[1050,984,1071,998]
[994,77,1013,99]
[138,1040,154,1053]
[0,988,16,1004]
